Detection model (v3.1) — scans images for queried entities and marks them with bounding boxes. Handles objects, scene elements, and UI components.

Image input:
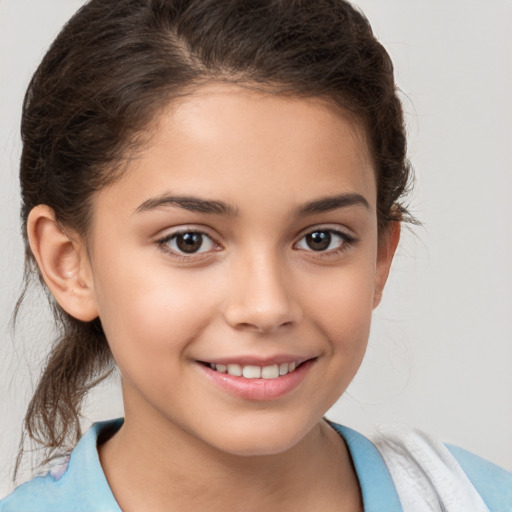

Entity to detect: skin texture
[27,84,400,511]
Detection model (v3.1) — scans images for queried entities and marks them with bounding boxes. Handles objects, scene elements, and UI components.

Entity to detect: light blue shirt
[1,419,510,511]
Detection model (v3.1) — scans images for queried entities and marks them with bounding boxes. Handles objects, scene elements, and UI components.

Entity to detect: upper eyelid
[154,224,356,247]
[295,224,356,241]
[293,227,358,253]
[156,227,221,251]
[156,230,221,260]
[156,225,219,241]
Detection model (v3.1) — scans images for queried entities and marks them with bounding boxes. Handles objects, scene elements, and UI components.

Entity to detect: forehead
[98,84,376,216]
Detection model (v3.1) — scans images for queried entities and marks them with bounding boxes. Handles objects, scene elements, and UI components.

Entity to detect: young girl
[1,1,510,511]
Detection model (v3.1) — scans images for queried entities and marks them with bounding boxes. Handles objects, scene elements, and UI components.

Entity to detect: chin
[201,417,319,458]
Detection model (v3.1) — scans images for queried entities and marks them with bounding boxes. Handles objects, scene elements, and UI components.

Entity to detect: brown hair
[16,0,413,470]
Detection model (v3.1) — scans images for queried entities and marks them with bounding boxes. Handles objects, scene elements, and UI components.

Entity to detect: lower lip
[199,360,314,401]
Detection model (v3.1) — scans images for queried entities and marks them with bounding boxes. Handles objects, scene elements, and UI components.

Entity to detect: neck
[99,412,362,512]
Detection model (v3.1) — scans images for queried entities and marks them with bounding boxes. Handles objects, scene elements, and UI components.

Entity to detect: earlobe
[27,205,99,322]
[373,221,401,309]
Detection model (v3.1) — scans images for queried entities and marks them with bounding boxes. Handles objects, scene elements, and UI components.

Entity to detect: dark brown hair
[16,0,413,470]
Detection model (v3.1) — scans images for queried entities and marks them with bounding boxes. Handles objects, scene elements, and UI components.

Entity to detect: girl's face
[82,84,397,455]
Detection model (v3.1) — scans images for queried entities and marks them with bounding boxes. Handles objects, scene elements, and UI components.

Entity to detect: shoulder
[372,426,512,512]
[446,443,512,512]
[0,461,69,512]
[0,419,123,512]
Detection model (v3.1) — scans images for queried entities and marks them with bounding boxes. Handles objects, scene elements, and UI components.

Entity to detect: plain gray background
[1,0,511,496]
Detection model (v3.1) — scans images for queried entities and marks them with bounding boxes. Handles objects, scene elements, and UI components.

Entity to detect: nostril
[235,322,259,331]
[232,319,296,334]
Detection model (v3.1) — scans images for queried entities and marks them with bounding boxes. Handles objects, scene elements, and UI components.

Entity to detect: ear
[27,205,99,322]
[373,221,401,309]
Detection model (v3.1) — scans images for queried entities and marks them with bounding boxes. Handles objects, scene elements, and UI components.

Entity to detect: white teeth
[215,364,227,373]
[210,361,300,379]
[242,365,261,379]
[261,364,279,379]
[227,364,242,376]
[279,362,289,376]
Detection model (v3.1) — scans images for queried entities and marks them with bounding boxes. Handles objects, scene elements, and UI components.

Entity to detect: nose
[223,252,302,334]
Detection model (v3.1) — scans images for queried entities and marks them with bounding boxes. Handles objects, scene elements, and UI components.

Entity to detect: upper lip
[198,355,316,366]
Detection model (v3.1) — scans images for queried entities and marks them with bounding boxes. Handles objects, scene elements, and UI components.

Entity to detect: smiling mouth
[201,361,305,380]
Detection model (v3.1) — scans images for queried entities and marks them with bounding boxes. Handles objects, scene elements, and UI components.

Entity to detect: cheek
[303,260,376,343]
[291,263,376,418]
[91,251,217,371]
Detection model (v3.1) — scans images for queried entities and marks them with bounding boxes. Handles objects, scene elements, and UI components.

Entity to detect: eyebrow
[135,194,238,216]
[296,193,370,216]
[135,192,370,217]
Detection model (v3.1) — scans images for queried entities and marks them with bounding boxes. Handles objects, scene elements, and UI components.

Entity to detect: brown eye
[176,233,203,253]
[296,229,351,253]
[305,231,331,251]
[163,231,216,254]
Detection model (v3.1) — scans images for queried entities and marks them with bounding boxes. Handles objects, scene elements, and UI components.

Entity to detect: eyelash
[156,227,357,260]
[294,228,357,256]
[157,229,220,260]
